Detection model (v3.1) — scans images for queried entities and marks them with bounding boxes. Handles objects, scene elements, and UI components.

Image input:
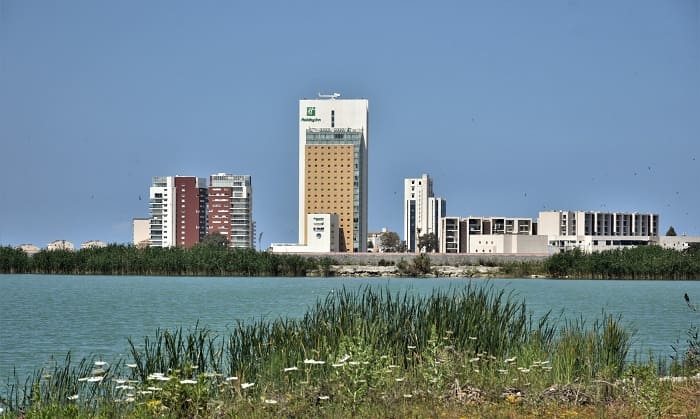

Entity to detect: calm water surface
[1,275,698,382]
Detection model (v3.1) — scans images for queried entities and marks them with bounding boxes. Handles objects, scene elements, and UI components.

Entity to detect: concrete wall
[283,252,548,265]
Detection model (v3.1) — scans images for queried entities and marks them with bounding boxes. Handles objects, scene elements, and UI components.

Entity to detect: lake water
[1,274,698,383]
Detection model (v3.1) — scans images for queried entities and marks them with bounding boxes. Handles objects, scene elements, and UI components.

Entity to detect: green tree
[666,226,677,236]
[199,232,229,248]
[379,231,401,252]
[417,233,438,253]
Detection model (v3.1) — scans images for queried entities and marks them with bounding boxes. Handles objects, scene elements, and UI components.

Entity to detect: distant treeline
[544,245,700,280]
[1,244,699,279]
[0,245,316,276]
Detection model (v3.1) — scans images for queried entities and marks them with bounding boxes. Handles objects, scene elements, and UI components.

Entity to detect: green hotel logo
[306,107,316,116]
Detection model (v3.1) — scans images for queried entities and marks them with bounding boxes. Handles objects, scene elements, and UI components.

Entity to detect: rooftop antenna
[318,92,341,99]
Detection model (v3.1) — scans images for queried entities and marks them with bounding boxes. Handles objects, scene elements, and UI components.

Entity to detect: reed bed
[2,284,652,417]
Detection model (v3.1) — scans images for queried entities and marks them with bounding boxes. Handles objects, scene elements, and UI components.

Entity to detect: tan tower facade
[299,96,368,252]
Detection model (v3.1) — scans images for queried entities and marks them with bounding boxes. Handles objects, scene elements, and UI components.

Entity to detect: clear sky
[1,0,698,248]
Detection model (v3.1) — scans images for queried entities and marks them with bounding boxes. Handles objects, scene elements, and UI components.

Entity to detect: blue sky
[1,0,698,248]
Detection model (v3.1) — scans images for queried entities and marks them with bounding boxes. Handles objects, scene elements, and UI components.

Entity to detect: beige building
[133,218,150,248]
[538,210,659,253]
[440,216,546,254]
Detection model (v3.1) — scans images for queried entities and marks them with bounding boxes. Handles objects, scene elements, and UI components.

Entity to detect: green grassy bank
[2,285,698,418]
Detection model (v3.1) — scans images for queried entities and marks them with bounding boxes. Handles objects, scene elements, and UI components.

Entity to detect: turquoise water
[1,274,698,382]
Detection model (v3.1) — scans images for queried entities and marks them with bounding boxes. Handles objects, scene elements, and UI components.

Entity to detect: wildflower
[78,377,89,382]
[124,397,135,402]
[180,379,197,385]
[468,336,477,340]
[241,382,255,389]
[264,399,278,404]
[469,357,480,363]
[146,386,162,391]
[395,377,405,382]
[506,393,521,403]
[114,379,127,384]
[283,366,299,372]
[403,394,413,398]
[332,363,345,368]
[94,361,108,367]
[473,369,480,373]
[349,361,360,366]
[318,395,330,400]
[517,368,530,373]
[338,354,351,363]
[407,345,416,349]
[226,376,238,381]
[67,394,79,401]
[126,363,137,368]
[303,359,325,365]
[87,376,104,383]
[505,357,517,363]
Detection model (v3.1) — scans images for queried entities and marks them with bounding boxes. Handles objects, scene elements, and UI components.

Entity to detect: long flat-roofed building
[299,94,368,252]
[440,216,546,254]
[538,210,659,253]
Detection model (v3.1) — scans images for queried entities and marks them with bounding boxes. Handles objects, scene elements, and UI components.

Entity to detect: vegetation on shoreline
[1,244,699,279]
[1,285,698,418]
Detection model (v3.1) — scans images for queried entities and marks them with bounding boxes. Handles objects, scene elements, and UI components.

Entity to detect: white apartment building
[149,176,208,248]
[81,240,107,249]
[538,210,659,253]
[404,174,446,252]
[271,213,339,253]
[208,174,254,249]
[299,94,368,252]
[440,216,546,254]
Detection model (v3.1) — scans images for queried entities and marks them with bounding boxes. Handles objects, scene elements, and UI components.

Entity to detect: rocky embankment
[327,265,504,278]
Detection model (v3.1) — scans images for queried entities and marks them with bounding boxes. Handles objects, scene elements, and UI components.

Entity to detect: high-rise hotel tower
[299,95,368,252]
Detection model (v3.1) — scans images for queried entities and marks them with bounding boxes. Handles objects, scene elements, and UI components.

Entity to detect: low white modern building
[440,216,547,254]
[658,235,700,251]
[538,210,659,253]
[271,214,339,253]
[367,228,388,252]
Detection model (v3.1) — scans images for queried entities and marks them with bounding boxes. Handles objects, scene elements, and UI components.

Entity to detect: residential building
[299,94,368,252]
[208,173,254,248]
[537,210,659,253]
[271,213,339,253]
[149,176,207,248]
[16,244,40,255]
[81,240,107,249]
[47,240,74,251]
[404,174,446,252]
[440,216,546,254]
[132,218,150,248]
